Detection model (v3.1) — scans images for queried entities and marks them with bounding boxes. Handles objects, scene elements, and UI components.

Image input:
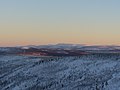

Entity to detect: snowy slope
[0,54,120,90]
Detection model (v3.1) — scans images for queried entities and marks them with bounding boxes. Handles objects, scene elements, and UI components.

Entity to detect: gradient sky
[0,0,120,46]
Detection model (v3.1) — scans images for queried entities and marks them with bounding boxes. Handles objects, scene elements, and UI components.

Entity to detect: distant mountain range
[0,44,120,56]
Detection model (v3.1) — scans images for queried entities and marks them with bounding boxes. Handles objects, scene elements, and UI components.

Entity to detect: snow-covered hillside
[0,54,120,90]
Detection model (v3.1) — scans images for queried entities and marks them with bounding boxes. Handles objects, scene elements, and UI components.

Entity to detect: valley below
[0,54,120,90]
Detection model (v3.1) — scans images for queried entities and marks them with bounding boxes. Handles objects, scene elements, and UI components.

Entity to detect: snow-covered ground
[0,54,120,90]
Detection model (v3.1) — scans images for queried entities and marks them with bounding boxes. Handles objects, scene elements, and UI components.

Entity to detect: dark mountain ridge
[0,44,120,56]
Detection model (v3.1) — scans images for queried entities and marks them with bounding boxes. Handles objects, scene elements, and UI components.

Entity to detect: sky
[0,0,120,46]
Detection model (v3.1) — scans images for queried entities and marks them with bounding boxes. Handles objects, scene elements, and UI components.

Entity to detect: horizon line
[0,43,120,47]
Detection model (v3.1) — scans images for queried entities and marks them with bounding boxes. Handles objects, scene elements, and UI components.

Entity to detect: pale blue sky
[0,0,120,46]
